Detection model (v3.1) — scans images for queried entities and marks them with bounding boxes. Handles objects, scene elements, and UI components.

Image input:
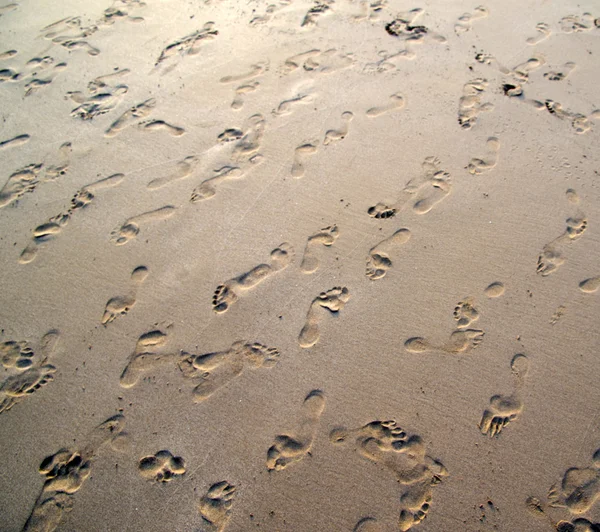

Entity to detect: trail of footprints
[6,4,600,532]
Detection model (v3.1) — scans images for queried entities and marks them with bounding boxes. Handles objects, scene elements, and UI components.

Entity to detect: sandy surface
[1,0,599,530]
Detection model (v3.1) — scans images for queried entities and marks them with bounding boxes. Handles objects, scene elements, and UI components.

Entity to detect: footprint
[291,141,318,178]
[579,277,600,293]
[543,100,599,134]
[324,111,354,145]
[178,341,279,402]
[303,49,355,75]
[0,163,43,208]
[190,166,244,202]
[366,228,411,280]
[560,13,595,33]
[20,173,124,264]
[366,93,405,117]
[458,78,494,129]
[298,286,350,348]
[455,6,489,34]
[23,62,67,97]
[526,23,551,45]
[267,390,326,470]
[405,328,485,355]
[219,62,266,84]
[110,205,176,245]
[102,266,149,325]
[273,92,314,117]
[198,481,236,532]
[231,113,266,162]
[231,81,259,110]
[479,354,529,437]
[138,119,185,137]
[354,517,381,531]
[385,9,446,59]
[22,414,126,532]
[250,4,277,26]
[0,3,17,17]
[547,448,600,515]
[537,190,587,276]
[282,49,320,74]
[44,141,72,181]
[300,225,339,273]
[484,282,505,298]
[139,450,185,482]
[0,133,30,150]
[512,54,546,82]
[212,243,294,313]
[301,0,333,26]
[369,157,452,218]
[544,62,577,81]
[330,420,448,530]
[467,137,500,175]
[154,23,218,69]
[69,85,128,120]
[453,297,480,328]
[87,68,130,93]
[0,330,60,414]
[105,98,156,137]
[120,329,179,388]
[147,156,200,190]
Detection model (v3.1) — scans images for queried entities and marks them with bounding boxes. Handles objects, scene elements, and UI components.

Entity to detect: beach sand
[0,0,599,530]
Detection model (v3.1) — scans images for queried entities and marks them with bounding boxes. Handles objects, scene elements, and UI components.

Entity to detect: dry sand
[0,0,599,530]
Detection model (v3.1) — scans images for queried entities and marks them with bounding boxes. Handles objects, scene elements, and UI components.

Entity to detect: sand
[0,0,599,530]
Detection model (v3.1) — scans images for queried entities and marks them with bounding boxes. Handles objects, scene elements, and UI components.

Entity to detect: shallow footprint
[300,225,339,273]
[138,450,185,482]
[138,119,185,137]
[366,93,405,118]
[467,137,500,175]
[537,190,587,276]
[198,481,236,532]
[147,156,199,190]
[267,390,326,471]
[179,341,279,402]
[324,111,353,145]
[480,354,529,437]
[526,22,551,45]
[102,266,149,325]
[366,228,411,280]
[291,141,318,178]
[212,243,294,313]
[110,205,176,245]
[579,277,600,293]
[120,329,179,388]
[299,287,350,348]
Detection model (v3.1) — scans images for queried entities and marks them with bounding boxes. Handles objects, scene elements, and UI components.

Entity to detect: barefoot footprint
[138,450,185,483]
[299,287,350,348]
[138,119,186,137]
[330,420,448,531]
[324,111,353,145]
[366,228,411,280]
[368,157,451,219]
[467,137,500,175]
[291,141,319,178]
[105,98,156,137]
[537,189,587,276]
[20,173,125,263]
[178,341,279,402]
[480,354,529,437]
[300,224,340,273]
[0,330,60,414]
[526,22,551,45]
[547,448,600,515]
[198,481,236,532]
[147,155,200,190]
[455,5,488,34]
[458,78,493,130]
[267,390,326,471]
[405,299,484,355]
[22,414,127,532]
[212,243,294,313]
[190,166,243,202]
[102,266,149,325]
[120,329,179,388]
[110,205,176,245]
[366,93,405,117]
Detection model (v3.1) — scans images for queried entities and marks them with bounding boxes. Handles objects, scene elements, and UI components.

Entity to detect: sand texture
[0,0,600,530]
